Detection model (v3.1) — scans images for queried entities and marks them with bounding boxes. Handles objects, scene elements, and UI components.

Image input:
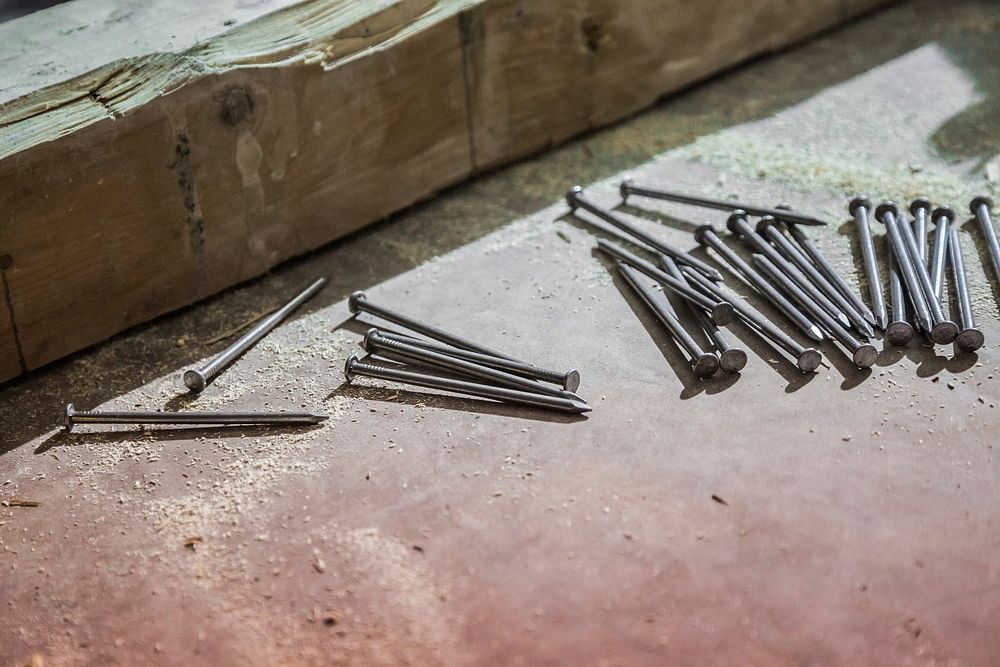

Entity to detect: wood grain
[0,0,895,383]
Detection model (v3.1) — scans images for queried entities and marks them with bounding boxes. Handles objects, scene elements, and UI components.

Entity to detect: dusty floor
[2,0,1000,664]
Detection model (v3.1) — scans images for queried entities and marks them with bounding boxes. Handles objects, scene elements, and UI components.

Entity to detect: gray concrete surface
[2,0,999,664]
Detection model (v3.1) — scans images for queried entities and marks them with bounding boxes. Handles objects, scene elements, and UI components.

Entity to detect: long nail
[680,266,822,372]
[757,219,874,337]
[617,263,719,378]
[784,222,876,327]
[659,255,747,373]
[730,213,851,330]
[349,291,513,360]
[344,356,591,414]
[619,177,826,226]
[875,204,935,335]
[970,196,1000,303]
[948,227,985,353]
[363,329,582,401]
[752,254,877,368]
[885,243,914,346]
[694,224,824,341]
[65,404,326,431]
[375,331,580,391]
[567,186,723,281]
[848,197,888,331]
[929,207,954,300]
[877,203,958,344]
[595,239,734,325]
[910,198,932,265]
[184,277,327,392]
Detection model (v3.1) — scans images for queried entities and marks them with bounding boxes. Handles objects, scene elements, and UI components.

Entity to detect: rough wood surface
[0,0,894,383]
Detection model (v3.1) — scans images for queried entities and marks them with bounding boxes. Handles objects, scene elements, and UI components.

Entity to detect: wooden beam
[0,0,894,383]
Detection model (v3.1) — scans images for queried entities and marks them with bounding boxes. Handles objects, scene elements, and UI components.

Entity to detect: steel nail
[617,262,720,378]
[376,331,580,391]
[595,239,735,325]
[752,254,877,368]
[659,255,747,373]
[848,197,888,331]
[680,266,823,372]
[693,224,824,341]
[362,329,582,401]
[885,243,914,346]
[757,219,874,337]
[349,291,513,360]
[970,196,1000,300]
[878,203,958,344]
[567,186,723,281]
[64,403,326,431]
[619,177,826,226]
[784,221,876,327]
[910,198,931,265]
[948,227,985,353]
[730,213,851,330]
[344,355,591,414]
[184,277,327,392]
[929,206,955,300]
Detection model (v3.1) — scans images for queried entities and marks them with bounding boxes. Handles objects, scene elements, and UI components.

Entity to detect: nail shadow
[34,423,323,454]
[614,203,703,234]
[328,382,587,423]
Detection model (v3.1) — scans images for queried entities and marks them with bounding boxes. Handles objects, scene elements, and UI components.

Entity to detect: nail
[659,255,747,373]
[567,186,723,281]
[375,331,580,391]
[910,197,931,264]
[784,221,876,327]
[619,177,826,226]
[617,263,719,378]
[681,266,822,372]
[929,206,954,301]
[363,329,582,401]
[729,213,851,330]
[948,227,985,353]
[64,403,326,431]
[344,355,591,414]
[752,254,877,368]
[756,219,874,337]
[848,197,888,331]
[694,224,824,341]
[875,203,935,335]
[970,196,1000,300]
[349,291,513,360]
[595,239,735,325]
[877,203,958,344]
[885,243,914,346]
[184,277,327,392]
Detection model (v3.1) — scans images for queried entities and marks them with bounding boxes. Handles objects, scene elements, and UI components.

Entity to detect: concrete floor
[2,0,1000,664]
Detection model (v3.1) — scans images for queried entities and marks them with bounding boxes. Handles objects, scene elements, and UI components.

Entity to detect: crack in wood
[458,11,478,171]
[1,265,28,374]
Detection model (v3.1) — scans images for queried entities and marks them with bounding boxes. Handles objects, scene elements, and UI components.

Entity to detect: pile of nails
[344,291,591,414]
[568,181,997,374]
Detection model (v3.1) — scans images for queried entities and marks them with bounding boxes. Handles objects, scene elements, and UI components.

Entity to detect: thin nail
[617,263,719,378]
[184,277,327,392]
[910,198,931,265]
[64,403,326,431]
[567,186,723,281]
[929,207,954,301]
[970,196,1000,305]
[619,177,826,226]
[344,356,591,414]
[885,243,914,346]
[948,227,985,353]
[848,198,888,331]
